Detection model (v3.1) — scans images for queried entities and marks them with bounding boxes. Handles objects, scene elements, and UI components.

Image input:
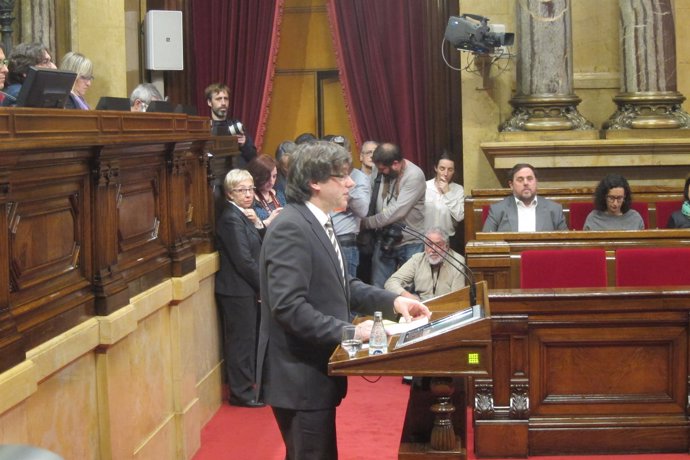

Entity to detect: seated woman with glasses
[583,173,644,230]
[59,51,94,110]
[247,153,285,227]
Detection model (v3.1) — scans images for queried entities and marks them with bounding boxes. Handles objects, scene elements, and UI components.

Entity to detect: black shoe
[229,399,265,408]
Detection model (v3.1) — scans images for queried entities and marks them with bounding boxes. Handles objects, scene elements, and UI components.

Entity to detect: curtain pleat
[326,0,461,174]
[190,0,281,150]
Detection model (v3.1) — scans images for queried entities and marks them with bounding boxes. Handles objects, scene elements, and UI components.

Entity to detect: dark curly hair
[593,173,632,213]
[7,42,51,85]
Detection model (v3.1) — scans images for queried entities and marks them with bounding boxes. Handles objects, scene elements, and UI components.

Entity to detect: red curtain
[190,0,284,150]
[326,0,460,173]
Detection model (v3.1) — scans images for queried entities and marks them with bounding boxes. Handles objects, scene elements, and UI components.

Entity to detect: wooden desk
[479,286,690,457]
[330,283,491,459]
[333,283,690,458]
[0,108,238,372]
[466,229,690,289]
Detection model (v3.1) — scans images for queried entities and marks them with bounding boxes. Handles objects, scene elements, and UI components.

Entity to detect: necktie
[324,219,345,282]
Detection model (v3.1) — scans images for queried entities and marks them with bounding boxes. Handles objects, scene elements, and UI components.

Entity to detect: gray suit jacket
[256,203,397,410]
[482,195,567,232]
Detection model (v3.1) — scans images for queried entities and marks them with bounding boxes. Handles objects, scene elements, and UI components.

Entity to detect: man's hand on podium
[354,320,374,341]
[394,296,431,323]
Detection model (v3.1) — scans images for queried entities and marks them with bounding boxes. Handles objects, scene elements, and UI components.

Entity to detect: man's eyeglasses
[606,195,625,203]
[232,187,255,194]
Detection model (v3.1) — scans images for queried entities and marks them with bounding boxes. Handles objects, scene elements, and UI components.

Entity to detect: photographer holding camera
[361,142,426,288]
[205,82,257,167]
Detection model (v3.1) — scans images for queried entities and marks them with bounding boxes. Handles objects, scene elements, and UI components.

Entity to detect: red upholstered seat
[616,247,690,287]
[520,249,608,289]
[568,202,593,230]
[630,202,649,228]
[655,200,683,229]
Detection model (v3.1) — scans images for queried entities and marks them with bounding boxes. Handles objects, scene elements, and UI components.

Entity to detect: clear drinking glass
[341,325,362,359]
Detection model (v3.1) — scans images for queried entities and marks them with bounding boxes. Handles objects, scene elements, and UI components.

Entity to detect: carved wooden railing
[0,108,238,372]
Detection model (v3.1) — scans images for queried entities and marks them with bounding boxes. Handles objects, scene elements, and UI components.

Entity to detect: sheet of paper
[383,316,430,336]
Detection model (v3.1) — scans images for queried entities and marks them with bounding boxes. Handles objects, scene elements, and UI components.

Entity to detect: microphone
[392,223,478,307]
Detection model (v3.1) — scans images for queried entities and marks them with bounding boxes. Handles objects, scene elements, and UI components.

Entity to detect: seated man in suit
[482,163,567,232]
[384,227,466,301]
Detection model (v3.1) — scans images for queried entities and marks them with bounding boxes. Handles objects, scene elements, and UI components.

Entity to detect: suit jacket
[482,195,567,232]
[256,203,397,410]
[215,202,263,297]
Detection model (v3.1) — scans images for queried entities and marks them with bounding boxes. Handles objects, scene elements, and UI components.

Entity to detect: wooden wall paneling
[8,147,96,349]
[92,147,129,316]
[0,108,222,373]
[483,290,690,456]
[190,139,215,254]
[0,169,25,371]
[208,137,239,233]
[166,141,197,277]
[116,144,172,294]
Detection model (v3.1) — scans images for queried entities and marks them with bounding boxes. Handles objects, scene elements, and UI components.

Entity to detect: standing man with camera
[205,82,257,166]
[362,142,426,288]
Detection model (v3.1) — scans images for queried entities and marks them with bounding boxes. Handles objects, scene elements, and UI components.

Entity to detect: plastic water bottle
[368,311,388,355]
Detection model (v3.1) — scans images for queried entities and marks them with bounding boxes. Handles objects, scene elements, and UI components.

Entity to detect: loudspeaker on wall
[145,10,183,71]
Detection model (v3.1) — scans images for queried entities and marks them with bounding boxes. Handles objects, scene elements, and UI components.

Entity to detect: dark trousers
[272,406,337,460]
[216,293,259,404]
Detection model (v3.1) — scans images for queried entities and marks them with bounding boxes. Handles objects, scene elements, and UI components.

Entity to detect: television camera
[444,14,514,54]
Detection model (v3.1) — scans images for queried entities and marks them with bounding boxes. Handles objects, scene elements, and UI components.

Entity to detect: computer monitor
[146,100,174,113]
[96,97,131,111]
[15,67,77,108]
[174,104,197,116]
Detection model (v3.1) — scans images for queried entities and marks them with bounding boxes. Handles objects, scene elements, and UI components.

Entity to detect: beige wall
[0,254,222,459]
[460,0,690,192]
[67,0,131,108]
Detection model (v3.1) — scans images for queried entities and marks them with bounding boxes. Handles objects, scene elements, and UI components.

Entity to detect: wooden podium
[329,282,492,459]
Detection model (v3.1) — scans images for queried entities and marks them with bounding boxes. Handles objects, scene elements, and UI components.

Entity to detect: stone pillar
[20,0,55,54]
[604,0,689,129]
[501,0,593,132]
[0,0,15,54]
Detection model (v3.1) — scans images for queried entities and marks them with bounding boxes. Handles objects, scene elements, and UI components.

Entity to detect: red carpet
[193,377,690,460]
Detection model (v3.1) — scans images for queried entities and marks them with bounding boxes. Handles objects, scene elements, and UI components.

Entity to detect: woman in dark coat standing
[215,169,265,407]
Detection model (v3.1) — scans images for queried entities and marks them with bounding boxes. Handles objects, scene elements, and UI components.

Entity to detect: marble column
[20,0,55,55]
[0,1,15,54]
[501,0,593,132]
[604,0,689,129]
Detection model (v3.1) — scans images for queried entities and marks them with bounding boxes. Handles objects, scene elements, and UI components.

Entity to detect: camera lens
[228,121,244,136]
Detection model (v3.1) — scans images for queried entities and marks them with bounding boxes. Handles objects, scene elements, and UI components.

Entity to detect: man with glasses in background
[482,163,567,232]
[2,42,57,106]
[129,83,163,112]
[359,140,379,178]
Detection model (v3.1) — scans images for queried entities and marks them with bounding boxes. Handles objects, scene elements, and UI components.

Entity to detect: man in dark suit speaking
[257,141,431,459]
[482,163,567,232]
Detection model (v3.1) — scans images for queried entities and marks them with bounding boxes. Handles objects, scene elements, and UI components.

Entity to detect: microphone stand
[393,224,478,307]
